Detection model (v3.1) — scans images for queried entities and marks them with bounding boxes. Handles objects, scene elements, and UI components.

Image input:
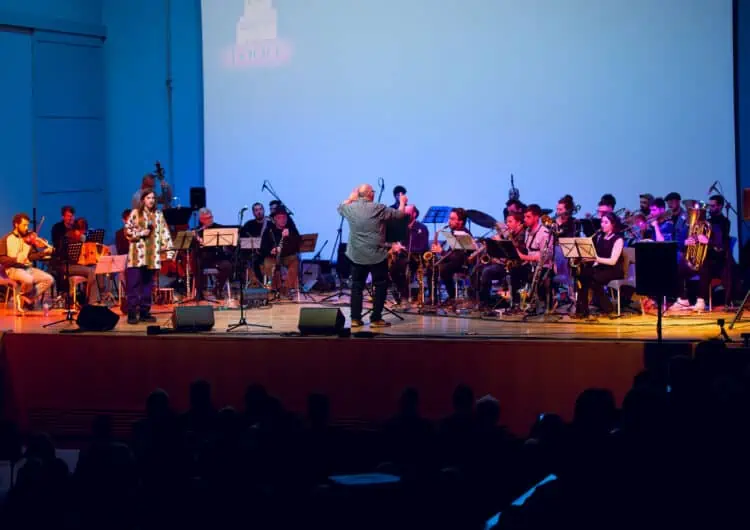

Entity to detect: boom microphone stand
[227,207,272,332]
[44,239,82,328]
[320,215,350,303]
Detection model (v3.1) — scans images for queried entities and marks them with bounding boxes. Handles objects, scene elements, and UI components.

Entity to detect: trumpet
[422,250,433,262]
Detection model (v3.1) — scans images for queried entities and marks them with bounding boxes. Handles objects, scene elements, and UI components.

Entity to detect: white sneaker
[668,298,691,312]
[692,298,706,312]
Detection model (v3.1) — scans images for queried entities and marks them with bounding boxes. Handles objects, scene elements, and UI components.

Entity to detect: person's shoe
[127,311,139,325]
[692,298,707,312]
[370,319,391,328]
[139,312,157,323]
[351,319,364,328]
[668,298,691,312]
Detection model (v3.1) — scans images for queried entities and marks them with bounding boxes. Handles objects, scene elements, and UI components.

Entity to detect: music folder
[443,230,476,251]
[558,237,597,260]
[485,239,520,261]
[202,228,238,247]
[299,233,318,253]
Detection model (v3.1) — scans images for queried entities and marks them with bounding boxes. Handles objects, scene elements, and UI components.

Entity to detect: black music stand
[44,240,83,328]
[227,213,271,332]
[172,231,197,304]
[85,229,105,244]
[297,233,318,302]
[729,290,750,330]
[423,206,451,233]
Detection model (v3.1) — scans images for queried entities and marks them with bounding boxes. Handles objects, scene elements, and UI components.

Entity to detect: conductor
[338,184,407,328]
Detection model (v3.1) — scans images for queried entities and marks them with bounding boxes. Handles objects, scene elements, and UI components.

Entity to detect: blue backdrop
[202,0,737,248]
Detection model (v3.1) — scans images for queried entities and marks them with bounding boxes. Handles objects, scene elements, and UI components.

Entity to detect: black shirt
[51,221,71,260]
[261,224,301,258]
[708,213,731,259]
[115,228,129,255]
[240,218,269,238]
[594,232,624,271]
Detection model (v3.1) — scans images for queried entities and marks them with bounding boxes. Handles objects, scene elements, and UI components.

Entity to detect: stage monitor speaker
[172,306,215,332]
[298,307,345,335]
[634,242,679,298]
[77,305,119,332]
[190,187,206,210]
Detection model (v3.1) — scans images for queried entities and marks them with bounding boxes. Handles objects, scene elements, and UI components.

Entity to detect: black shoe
[127,312,139,325]
[139,313,157,323]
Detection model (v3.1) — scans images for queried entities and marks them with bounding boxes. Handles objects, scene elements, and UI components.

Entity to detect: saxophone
[519,228,551,312]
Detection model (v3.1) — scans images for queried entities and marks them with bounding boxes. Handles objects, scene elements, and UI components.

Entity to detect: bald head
[357,184,375,201]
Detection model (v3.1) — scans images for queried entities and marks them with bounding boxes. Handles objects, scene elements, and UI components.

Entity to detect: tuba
[684,202,711,271]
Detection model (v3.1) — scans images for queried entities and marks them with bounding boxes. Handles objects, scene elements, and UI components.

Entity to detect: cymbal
[465,209,497,229]
[682,199,702,209]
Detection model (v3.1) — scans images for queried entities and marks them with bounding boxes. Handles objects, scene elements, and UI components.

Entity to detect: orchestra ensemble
[0,167,738,327]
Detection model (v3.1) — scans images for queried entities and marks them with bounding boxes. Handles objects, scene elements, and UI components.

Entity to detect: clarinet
[275,231,285,269]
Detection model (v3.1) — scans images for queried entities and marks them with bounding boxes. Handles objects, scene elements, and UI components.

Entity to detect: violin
[23,216,54,251]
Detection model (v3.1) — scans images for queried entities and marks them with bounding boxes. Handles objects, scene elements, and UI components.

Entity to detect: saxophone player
[389,205,428,306]
[477,212,526,309]
[261,209,301,295]
[431,208,472,306]
[669,195,731,312]
[515,204,554,308]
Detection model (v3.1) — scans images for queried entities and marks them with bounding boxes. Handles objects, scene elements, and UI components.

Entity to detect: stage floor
[0,297,748,342]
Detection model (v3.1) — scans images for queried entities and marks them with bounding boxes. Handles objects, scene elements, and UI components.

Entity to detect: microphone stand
[227,208,272,332]
[320,215,350,303]
[262,180,294,216]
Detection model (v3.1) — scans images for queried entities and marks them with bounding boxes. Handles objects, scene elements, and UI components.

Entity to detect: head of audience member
[307,393,330,429]
[273,209,289,229]
[198,208,214,227]
[189,379,213,412]
[650,198,667,219]
[61,206,75,229]
[665,192,682,213]
[476,395,501,429]
[708,194,724,217]
[12,213,31,237]
[252,202,265,221]
[448,208,467,231]
[405,204,420,225]
[505,211,523,234]
[639,193,654,214]
[393,185,407,202]
[523,204,542,229]
[398,387,420,417]
[452,383,475,415]
[573,388,616,437]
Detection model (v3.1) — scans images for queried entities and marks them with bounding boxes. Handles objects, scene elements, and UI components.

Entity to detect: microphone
[509,173,519,201]
[707,180,719,195]
[378,177,385,189]
[239,205,249,214]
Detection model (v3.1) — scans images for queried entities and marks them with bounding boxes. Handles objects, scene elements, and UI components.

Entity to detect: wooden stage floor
[0,299,748,342]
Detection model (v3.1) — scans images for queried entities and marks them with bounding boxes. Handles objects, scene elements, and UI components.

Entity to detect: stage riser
[2,334,656,437]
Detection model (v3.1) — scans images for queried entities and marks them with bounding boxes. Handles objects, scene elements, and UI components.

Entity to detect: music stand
[86,229,105,244]
[423,206,452,234]
[240,237,262,287]
[171,231,197,303]
[558,237,596,314]
[227,213,271,332]
[44,240,83,328]
[95,254,127,307]
[297,234,318,302]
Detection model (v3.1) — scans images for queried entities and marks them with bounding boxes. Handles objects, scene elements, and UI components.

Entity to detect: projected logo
[224,0,292,68]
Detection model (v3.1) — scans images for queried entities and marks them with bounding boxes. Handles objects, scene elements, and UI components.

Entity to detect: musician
[260,209,301,295]
[389,205,429,305]
[665,192,689,247]
[555,195,578,237]
[600,194,617,210]
[0,213,55,311]
[195,208,233,300]
[268,200,297,231]
[477,211,525,308]
[519,204,553,271]
[338,184,407,327]
[502,199,525,218]
[115,209,131,255]
[432,207,472,305]
[638,193,654,217]
[131,173,172,210]
[644,198,673,242]
[390,186,407,209]
[573,212,625,319]
[125,188,174,324]
[47,216,102,304]
[670,195,731,312]
[50,205,75,252]
[240,202,270,284]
